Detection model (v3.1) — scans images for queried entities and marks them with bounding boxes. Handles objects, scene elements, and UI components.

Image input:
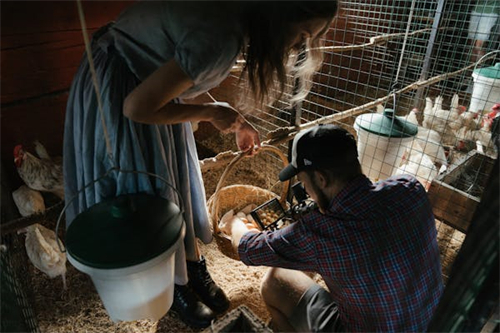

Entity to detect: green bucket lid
[474,63,500,79]
[355,109,418,138]
[66,193,184,269]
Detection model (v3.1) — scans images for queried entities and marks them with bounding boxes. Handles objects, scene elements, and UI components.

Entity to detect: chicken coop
[1,1,499,333]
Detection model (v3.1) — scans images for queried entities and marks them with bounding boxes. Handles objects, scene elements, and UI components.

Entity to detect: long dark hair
[240,1,339,109]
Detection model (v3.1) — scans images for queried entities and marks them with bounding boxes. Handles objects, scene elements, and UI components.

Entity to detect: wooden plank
[1,1,133,104]
[1,1,133,35]
[1,61,82,104]
[428,151,495,233]
[1,93,68,185]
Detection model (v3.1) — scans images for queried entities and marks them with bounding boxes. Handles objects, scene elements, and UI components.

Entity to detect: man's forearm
[231,223,259,253]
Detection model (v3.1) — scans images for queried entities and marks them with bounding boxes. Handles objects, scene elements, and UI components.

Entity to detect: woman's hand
[206,102,261,154]
[235,120,261,155]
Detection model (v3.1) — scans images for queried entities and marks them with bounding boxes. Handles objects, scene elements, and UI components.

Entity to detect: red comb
[13,144,23,157]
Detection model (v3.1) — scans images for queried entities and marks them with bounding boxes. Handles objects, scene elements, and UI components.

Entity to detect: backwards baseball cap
[279,124,358,181]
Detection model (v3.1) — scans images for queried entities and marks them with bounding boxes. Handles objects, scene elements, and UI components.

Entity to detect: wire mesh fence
[1,233,40,333]
[229,0,499,282]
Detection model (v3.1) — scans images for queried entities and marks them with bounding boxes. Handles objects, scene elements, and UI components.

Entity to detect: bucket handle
[55,166,185,253]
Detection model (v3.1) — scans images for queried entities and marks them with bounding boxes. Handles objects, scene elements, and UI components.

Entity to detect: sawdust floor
[30,239,270,333]
[29,221,463,333]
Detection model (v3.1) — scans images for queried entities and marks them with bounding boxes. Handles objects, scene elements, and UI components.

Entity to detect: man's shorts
[289,284,345,333]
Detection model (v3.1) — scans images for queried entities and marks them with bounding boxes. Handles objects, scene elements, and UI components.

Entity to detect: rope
[394,0,417,87]
[206,92,218,103]
[76,0,115,165]
[390,0,417,113]
[267,53,497,142]
[60,2,187,253]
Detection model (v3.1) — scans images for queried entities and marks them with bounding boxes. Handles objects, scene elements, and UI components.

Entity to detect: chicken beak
[14,156,21,167]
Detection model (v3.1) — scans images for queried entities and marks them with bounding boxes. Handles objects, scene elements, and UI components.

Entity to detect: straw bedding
[12,132,464,332]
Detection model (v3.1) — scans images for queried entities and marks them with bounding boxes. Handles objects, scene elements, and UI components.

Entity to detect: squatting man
[221,124,444,332]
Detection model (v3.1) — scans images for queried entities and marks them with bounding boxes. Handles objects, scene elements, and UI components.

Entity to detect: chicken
[416,126,442,145]
[456,106,499,156]
[12,185,45,217]
[14,143,64,199]
[402,108,421,126]
[400,108,447,165]
[412,136,448,167]
[34,140,51,160]
[422,95,463,145]
[19,223,67,289]
[446,94,468,131]
[395,141,438,191]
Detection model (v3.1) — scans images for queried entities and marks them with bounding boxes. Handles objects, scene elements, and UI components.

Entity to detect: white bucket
[67,226,184,322]
[470,66,500,114]
[354,124,414,182]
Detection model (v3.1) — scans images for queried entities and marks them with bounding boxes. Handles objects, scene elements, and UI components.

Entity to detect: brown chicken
[19,223,67,290]
[13,142,64,200]
[12,185,46,217]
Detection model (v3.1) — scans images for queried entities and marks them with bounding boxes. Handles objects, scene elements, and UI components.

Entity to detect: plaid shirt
[239,175,444,332]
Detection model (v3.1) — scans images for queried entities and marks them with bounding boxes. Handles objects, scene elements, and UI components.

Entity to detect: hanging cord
[390,0,417,111]
[206,92,218,103]
[56,1,186,252]
[76,0,115,165]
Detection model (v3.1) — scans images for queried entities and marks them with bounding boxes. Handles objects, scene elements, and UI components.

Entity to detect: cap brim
[279,164,298,182]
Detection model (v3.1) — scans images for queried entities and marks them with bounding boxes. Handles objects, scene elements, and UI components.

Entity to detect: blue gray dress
[64,1,243,284]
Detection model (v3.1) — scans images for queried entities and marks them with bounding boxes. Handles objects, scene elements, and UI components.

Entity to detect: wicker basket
[207,144,289,260]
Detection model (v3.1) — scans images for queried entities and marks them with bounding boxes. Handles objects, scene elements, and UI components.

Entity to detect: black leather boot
[171,284,215,328]
[187,256,230,313]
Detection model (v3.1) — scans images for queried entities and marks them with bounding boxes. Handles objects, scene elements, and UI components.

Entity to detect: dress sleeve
[174,29,240,86]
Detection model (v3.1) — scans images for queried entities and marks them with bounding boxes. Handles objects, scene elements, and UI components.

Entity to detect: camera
[249,182,317,231]
[290,182,318,219]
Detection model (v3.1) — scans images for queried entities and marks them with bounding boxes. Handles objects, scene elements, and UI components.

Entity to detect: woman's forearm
[124,102,217,125]
[123,58,201,123]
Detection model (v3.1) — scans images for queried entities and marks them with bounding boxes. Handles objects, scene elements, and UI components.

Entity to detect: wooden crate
[202,305,273,333]
[428,150,495,233]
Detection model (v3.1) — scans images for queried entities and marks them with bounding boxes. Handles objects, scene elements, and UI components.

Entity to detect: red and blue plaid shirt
[239,175,444,332]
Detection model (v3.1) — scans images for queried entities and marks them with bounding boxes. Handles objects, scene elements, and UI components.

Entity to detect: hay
[11,132,465,332]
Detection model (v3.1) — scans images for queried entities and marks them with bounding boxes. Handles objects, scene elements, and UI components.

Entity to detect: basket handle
[210,144,290,233]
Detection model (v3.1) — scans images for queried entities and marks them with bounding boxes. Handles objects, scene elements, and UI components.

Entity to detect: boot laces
[194,262,214,286]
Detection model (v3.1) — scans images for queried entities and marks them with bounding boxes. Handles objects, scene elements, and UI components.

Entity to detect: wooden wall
[1,1,133,187]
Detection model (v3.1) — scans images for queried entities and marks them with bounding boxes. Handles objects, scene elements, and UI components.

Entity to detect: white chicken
[403,108,420,126]
[401,108,447,166]
[455,106,499,156]
[412,136,448,167]
[416,126,442,146]
[12,185,45,217]
[422,95,463,145]
[14,142,64,200]
[19,223,67,289]
[456,123,495,156]
[446,94,468,132]
[395,141,438,191]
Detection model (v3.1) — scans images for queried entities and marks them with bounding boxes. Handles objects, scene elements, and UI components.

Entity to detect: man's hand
[219,209,259,251]
[219,209,258,236]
